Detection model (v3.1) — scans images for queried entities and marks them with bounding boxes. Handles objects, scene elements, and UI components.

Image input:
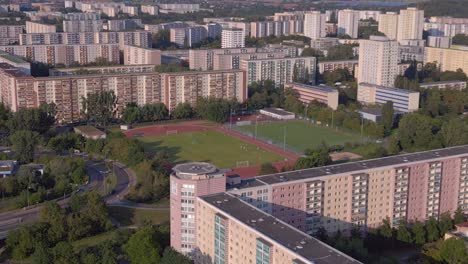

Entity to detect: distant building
[397,7,424,43]
[310,38,339,54]
[0,25,24,45]
[287,82,339,110]
[259,108,295,120]
[427,36,451,48]
[240,56,317,87]
[337,9,359,38]
[378,12,398,40]
[0,160,18,178]
[221,28,245,48]
[122,6,138,17]
[0,51,30,74]
[318,59,358,74]
[419,80,467,90]
[358,36,399,87]
[425,46,468,73]
[170,162,226,254]
[123,45,161,65]
[74,126,106,140]
[141,5,159,16]
[303,11,326,40]
[358,82,420,112]
[25,21,56,33]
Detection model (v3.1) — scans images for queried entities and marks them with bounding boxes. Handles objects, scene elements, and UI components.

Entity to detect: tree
[440,119,468,147]
[396,220,413,244]
[379,217,393,239]
[124,226,162,264]
[122,103,141,125]
[453,207,465,225]
[258,163,278,175]
[171,103,193,120]
[426,216,440,242]
[439,238,468,264]
[10,130,40,163]
[412,221,426,245]
[6,225,36,260]
[31,243,51,264]
[294,147,331,170]
[452,33,468,46]
[438,212,453,235]
[161,247,191,264]
[301,48,324,57]
[81,91,117,128]
[52,241,78,264]
[396,113,442,152]
[381,101,394,135]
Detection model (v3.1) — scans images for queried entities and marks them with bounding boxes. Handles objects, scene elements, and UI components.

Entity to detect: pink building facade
[170,162,226,254]
[229,146,468,235]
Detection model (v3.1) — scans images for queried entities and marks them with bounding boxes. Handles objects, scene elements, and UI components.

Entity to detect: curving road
[0,155,138,239]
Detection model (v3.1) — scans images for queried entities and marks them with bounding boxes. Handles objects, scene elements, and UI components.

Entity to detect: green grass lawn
[236,120,363,153]
[72,231,116,252]
[108,206,169,226]
[138,130,283,168]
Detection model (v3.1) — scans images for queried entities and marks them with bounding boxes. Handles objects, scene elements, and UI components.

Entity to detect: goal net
[236,161,250,167]
[166,130,178,135]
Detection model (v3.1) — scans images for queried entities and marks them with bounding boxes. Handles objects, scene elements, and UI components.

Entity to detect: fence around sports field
[226,118,376,155]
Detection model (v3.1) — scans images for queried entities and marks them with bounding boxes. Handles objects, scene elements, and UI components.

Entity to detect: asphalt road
[0,155,136,239]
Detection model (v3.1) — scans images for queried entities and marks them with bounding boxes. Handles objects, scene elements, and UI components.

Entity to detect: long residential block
[19,31,151,49]
[0,44,120,66]
[228,145,468,235]
[0,63,246,123]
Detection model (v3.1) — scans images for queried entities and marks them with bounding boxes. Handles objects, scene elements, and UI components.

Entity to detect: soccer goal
[166,130,178,135]
[236,161,250,167]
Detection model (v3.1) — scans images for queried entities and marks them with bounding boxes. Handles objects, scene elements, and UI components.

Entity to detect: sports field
[138,130,283,168]
[236,120,362,153]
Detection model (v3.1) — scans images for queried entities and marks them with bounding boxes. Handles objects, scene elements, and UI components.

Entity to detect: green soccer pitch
[137,130,284,169]
[235,120,363,153]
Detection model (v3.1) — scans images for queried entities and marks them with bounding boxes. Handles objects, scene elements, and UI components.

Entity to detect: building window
[256,238,271,264]
[214,214,226,264]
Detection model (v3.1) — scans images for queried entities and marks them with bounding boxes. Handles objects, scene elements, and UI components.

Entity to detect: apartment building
[425,46,468,74]
[102,6,119,17]
[19,31,151,50]
[397,8,424,43]
[427,36,451,49]
[228,145,468,234]
[49,64,156,76]
[241,57,317,87]
[188,47,293,71]
[358,10,381,21]
[337,9,359,38]
[310,38,339,54]
[304,11,327,40]
[195,192,359,264]
[357,83,420,112]
[286,82,339,110]
[25,21,56,33]
[378,12,398,40]
[170,26,208,47]
[170,162,226,254]
[425,16,468,37]
[221,28,245,49]
[122,6,138,17]
[0,25,24,45]
[141,5,159,15]
[250,21,275,38]
[419,80,467,91]
[61,13,102,33]
[318,59,358,74]
[358,36,399,87]
[0,44,120,66]
[0,65,246,123]
[158,3,200,14]
[123,45,161,65]
[107,19,142,31]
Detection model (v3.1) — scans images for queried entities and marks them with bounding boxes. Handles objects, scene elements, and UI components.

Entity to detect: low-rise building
[287,82,339,110]
[419,80,467,90]
[318,59,358,74]
[259,108,295,120]
[0,160,18,178]
[357,82,420,112]
[74,126,106,140]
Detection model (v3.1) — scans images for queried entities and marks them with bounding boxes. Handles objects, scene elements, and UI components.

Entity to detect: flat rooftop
[0,63,31,77]
[288,82,338,93]
[420,80,466,86]
[200,192,360,264]
[74,126,105,137]
[360,83,418,94]
[0,51,28,64]
[260,108,295,116]
[232,145,468,187]
[173,162,218,176]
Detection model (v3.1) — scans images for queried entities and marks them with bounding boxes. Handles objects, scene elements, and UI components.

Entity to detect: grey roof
[288,82,338,93]
[358,108,382,116]
[235,145,468,187]
[360,83,419,95]
[200,192,360,264]
[420,80,466,86]
[173,162,218,176]
[260,108,295,116]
